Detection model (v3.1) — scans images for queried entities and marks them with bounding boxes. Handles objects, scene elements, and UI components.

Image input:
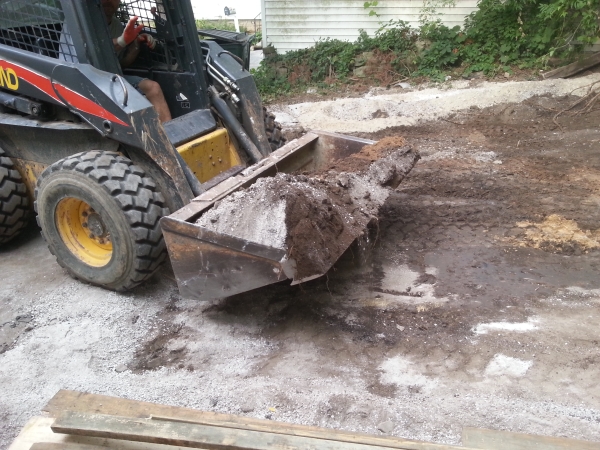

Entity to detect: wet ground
[2,93,600,446]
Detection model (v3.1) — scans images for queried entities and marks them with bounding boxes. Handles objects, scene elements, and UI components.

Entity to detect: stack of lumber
[542,52,600,79]
[8,390,600,450]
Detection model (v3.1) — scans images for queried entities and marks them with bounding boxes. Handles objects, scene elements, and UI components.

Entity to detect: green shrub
[417,22,463,78]
[252,0,600,98]
[462,0,555,70]
[196,19,236,32]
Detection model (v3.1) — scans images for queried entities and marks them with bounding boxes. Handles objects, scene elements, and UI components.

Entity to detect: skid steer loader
[0,0,399,300]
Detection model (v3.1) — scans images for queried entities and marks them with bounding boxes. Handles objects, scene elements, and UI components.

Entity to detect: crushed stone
[272,74,600,134]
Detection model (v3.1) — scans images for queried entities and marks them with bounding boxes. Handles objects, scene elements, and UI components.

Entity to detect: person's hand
[138,33,157,50]
[117,16,144,47]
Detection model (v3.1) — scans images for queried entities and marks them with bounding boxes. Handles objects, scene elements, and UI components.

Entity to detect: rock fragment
[377,420,394,433]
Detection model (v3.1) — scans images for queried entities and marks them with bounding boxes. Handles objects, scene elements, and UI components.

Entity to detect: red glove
[117,16,144,47]
[138,33,157,50]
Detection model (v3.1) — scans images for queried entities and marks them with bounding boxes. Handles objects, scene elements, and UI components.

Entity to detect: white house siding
[262,0,479,53]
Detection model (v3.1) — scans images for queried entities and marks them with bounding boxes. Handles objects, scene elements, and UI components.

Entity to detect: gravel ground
[272,74,600,133]
[3,75,600,447]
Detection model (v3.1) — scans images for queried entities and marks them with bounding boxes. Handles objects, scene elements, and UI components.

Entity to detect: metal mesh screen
[0,0,175,66]
[0,0,73,60]
[115,0,171,67]
[116,0,167,34]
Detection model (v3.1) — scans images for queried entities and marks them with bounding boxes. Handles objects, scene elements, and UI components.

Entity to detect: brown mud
[325,136,408,173]
[281,176,360,280]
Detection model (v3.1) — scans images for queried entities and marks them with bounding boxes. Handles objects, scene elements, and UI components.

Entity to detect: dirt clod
[328,136,407,173]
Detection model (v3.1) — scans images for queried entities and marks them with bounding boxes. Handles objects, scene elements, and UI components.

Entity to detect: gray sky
[190,0,262,20]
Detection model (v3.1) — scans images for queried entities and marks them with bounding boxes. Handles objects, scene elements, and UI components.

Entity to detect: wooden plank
[148,413,452,450]
[29,443,106,450]
[462,427,600,450]
[8,417,56,450]
[7,416,192,450]
[52,411,471,450]
[44,390,466,450]
[542,52,600,79]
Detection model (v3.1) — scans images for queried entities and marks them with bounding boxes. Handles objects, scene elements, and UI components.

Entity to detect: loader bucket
[160,131,377,301]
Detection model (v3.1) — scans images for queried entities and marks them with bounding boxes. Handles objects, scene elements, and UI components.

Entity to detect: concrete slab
[250,50,263,70]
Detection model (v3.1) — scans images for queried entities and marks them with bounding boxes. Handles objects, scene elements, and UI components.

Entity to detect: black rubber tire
[35,151,170,291]
[264,107,286,151]
[0,148,29,245]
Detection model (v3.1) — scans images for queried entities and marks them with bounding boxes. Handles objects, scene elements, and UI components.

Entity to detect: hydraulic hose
[208,86,263,164]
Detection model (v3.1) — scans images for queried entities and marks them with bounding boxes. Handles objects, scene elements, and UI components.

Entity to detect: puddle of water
[377,264,449,306]
[381,265,419,292]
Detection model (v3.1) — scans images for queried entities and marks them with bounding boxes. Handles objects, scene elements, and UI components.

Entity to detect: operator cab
[110,1,208,119]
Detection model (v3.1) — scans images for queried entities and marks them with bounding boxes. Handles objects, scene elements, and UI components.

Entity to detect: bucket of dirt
[161,131,419,300]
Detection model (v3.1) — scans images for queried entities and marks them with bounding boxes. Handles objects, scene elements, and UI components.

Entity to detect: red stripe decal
[0,59,62,103]
[0,59,129,128]
[53,84,130,128]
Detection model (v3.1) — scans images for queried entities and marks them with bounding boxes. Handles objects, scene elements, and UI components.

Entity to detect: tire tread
[35,151,169,291]
[0,148,30,244]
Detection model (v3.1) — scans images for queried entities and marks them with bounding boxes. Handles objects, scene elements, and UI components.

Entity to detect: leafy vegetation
[196,19,248,33]
[363,1,380,17]
[252,0,600,98]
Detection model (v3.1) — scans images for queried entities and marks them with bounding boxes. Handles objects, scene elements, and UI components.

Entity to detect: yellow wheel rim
[55,198,113,267]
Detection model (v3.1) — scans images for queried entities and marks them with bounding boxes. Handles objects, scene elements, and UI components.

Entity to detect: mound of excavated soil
[197,138,419,281]
[327,136,407,173]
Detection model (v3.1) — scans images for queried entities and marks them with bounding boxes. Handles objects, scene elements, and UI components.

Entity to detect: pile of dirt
[326,136,407,173]
[197,138,419,281]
